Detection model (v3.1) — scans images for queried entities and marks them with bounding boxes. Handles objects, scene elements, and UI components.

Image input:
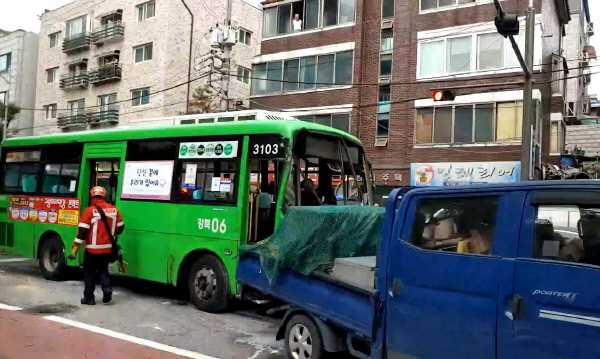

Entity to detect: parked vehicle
[237,181,600,359]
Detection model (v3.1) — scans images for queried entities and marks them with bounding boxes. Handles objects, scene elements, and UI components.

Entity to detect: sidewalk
[0,309,211,359]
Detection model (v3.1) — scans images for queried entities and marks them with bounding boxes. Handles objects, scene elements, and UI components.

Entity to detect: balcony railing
[89,63,122,85]
[92,23,125,44]
[87,105,119,125]
[60,72,89,90]
[57,110,87,128]
[62,32,91,53]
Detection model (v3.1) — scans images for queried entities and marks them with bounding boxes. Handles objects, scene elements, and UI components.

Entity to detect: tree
[181,83,218,115]
[0,103,20,140]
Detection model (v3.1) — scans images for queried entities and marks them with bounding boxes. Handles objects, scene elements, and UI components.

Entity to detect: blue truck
[237,181,600,359]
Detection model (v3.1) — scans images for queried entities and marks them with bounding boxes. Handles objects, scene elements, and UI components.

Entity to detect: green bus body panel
[0,121,360,295]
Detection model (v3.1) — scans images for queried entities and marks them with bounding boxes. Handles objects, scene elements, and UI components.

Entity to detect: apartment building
[0,29,39,137]
[33,0,261,135]
[250,0,575,195]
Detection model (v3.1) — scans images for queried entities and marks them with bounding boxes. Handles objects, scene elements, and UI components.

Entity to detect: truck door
[512,190,600,358]
[385,191,518,359]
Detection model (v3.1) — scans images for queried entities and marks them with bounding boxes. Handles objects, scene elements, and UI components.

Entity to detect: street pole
[1,72,10,143]
[520,3,535,181]
[220,0,233,112]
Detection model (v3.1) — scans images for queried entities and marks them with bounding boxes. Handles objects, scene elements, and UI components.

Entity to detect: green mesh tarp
[241,206,386,283]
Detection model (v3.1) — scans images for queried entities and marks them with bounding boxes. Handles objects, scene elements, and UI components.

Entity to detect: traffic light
[432,90,455,102]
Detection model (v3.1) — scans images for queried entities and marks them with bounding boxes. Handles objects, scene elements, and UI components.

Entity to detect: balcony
[62,32,91,53]
[57,110,87,128]
[89,63,122,85]
[60,72,89,90]
[87,106,119,125]
[92,23,125,44]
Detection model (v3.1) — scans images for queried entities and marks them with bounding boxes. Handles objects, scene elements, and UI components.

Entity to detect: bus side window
[3,150,41,194]
[177,160,238,204]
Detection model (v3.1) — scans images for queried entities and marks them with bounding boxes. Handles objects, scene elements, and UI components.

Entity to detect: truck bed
[236,254,379,340]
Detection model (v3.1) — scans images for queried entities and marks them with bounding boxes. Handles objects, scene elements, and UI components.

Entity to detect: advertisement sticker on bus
[8,196,81,226]
[122,161,175,200]
[179,141,239,159]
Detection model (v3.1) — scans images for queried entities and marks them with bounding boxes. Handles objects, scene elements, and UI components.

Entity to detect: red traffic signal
[432,90,455,102]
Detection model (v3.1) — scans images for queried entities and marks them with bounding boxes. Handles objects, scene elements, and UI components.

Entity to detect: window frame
[49,32,61,48]
[137,1,156,22]
[238,29,252,46]
[0,52,11,72]
[251,50,354,95]
[377,86,391,138]
[43,104,58,120]
[46,67,58,84]
[420,0,493,13]
[133,43,153,63]
[296,113,351,133]
[417,29,525,79]
[131,87,150,107]
[237,66,251,84]
[65,15,87,38]
[549,119,565,155]
[174,159,240,205]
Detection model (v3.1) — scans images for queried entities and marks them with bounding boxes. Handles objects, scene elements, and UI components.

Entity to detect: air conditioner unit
[374,138,388,147]
[379,76,391,84]
[587,22,594,36]
[381,20,393,29]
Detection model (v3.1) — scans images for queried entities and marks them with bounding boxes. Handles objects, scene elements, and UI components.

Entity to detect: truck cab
[238,181,600,359]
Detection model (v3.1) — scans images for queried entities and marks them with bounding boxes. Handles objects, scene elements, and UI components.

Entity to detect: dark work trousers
[83,252,111,300]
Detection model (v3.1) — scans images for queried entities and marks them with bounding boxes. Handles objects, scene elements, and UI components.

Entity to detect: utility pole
[0,71,10,142]
[494,0,535,181]
[220,0,234,112]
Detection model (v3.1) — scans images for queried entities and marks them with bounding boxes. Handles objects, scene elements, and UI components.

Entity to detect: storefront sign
[410,161,521,186]
[122,161,174,200]
[8,196,81,226]
[179,141,238,159]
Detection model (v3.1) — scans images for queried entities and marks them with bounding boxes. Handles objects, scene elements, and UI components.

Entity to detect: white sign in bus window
[184,163,197,185]
[122,161,174,200]
[211,177,221,192]
[179,141,238,159]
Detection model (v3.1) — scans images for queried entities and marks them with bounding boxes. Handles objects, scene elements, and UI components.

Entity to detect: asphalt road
[0,255,285,359]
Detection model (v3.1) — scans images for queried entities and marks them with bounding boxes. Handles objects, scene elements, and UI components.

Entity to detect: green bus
[0,111,372,312]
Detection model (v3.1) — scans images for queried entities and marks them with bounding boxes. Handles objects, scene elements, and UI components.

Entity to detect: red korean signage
[9,196,81,226]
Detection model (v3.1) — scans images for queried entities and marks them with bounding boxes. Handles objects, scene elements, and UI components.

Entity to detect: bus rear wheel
[39,236,67,281]
[188,254,230,313]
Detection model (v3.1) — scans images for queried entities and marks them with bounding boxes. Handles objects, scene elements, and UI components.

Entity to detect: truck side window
[411,197,498,255]
[535,205,600,265]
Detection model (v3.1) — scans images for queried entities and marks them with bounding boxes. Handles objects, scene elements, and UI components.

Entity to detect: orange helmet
[90,186,107,198]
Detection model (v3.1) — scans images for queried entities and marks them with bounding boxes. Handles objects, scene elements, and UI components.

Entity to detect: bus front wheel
[188,254,230,313]
[39,236,67,281]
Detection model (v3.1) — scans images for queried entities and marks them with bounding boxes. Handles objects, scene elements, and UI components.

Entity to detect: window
[0,52,11,72]
[42,163,79,194]
[535,204,600,265]
[262,0,355,38]
[381,30,393,52]
[3,150,40,193]
[44,104,58,120]
[68,99,85,116]
[411,196,498,255]
[49,32,61,48]
[252,51,353,95]
[65,15,87,38]
[98,93,117,112]
[415,101,522,145]
[0,92,5,105]
[421,0,480,11]
[418,31,526,78]
[380,54,392,77]
[134,43,153,63]
[237,67,251,84]
[238,29,252,45]
[377,86,390,137]
[46,67,58,83]
[177,160,238,204]
[126,140,177,161]
[297,113,351,133]
[477,33,504,70]
[131,88,150,106]
[137,1,155,22]
[382,0,394,18]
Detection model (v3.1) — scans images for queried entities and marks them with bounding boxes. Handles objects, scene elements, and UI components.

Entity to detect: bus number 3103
[252,143,278,155]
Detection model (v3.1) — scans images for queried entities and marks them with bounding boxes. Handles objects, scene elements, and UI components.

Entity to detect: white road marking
[0,258,30,263]
[44,315,218,359]
[0,303,22,311]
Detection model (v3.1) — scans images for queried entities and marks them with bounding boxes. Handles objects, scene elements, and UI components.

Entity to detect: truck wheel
[39,236,67,281]
[285,314,325,359]
[188,254,230,313]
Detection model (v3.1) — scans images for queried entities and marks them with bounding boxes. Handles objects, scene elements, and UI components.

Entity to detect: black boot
[102,288,113,304]
[81,297,96,305]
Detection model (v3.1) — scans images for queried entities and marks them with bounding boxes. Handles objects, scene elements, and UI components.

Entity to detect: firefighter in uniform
[70,186,124,305]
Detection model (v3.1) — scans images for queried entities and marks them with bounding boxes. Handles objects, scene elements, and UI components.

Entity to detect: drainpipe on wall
[181,0,194,114]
